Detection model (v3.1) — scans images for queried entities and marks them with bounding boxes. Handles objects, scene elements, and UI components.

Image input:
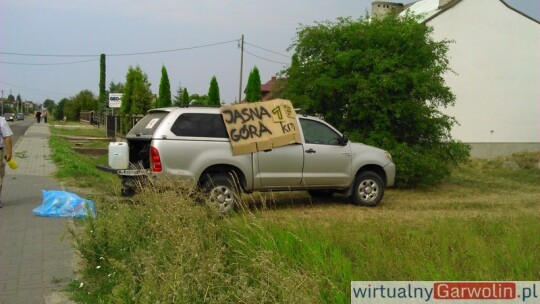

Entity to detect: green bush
[385,141,470,188]
[284,14,472,188]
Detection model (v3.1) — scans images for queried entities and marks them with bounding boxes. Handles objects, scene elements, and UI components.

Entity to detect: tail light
[150,147,162,172]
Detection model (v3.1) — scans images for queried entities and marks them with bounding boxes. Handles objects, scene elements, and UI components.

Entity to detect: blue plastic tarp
[33,190,97,218]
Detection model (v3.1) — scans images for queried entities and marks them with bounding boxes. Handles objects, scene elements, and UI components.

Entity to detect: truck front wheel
[351,171,385,207]
[202,174,238,215]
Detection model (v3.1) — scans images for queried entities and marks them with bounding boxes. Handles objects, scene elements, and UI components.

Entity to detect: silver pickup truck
[114,107,395,213]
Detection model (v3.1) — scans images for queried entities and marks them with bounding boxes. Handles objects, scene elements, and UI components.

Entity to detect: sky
[1,0,538,105]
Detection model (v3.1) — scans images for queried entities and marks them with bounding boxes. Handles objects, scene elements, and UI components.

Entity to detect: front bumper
[384,162,396,187]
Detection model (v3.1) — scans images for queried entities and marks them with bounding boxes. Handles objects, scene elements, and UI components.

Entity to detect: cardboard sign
[221,99,301,155]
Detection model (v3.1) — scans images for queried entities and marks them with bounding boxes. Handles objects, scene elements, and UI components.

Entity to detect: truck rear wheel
[121,188,136,197]
[202,174,238,215]
[351,171,385,207]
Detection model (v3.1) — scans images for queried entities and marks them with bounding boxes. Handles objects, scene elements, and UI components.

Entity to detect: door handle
[305,148,316,154]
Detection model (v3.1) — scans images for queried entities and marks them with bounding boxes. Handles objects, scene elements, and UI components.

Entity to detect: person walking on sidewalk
[0,116,13,208]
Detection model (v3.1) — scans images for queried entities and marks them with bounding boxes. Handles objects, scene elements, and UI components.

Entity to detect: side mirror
[338,134,348,146]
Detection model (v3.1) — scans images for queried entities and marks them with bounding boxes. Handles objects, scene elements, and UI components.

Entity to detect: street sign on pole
[108,93,122,108]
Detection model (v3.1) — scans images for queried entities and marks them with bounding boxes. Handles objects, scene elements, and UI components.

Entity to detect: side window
[171,113,228,138]
[299,118,341,145]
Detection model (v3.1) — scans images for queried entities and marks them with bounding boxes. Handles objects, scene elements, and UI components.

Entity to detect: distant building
[373,0,540,157]
[260,76,286,101]
[261,76,277,101]
[372,1,406,20]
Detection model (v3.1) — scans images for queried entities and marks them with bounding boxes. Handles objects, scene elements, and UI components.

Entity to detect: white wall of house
[425,0,539,147]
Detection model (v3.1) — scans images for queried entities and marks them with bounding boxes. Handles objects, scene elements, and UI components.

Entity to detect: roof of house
[403,0,441,20]
[399,0,460,22]
[400,0,539,24]
[261,77,277,93]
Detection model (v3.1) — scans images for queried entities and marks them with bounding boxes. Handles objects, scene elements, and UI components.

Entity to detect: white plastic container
[108,142,129,169]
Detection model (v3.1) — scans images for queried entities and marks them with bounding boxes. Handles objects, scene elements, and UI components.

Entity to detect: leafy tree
[121,66,153,132]
[43,99,55,109]
[245,66,262,102]
[54,98,68,120]
[78,89,97,111]
[122,66,152,115]
[189,94,209,106]
[3,105,15,113]
[284,14,469,187]
[43,99,56,115]
[207,76,220,106]
[7,94,15,102]
[268,77,287,100]
[157,65,172,108]
[64,97,81,121]
[181,88,190,106]
[109,81,124,93]
[64,90,95,120]
[98,54,107,110]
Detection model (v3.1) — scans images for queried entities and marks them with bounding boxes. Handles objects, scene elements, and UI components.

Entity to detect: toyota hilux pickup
[112,106,395,213]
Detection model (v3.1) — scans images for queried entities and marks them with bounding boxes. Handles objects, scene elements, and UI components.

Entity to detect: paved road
[0,122,76,304]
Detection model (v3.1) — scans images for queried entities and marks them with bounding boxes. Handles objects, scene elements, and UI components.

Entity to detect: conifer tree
[98,54,107,110]
[157,65,172,108]
[182,88,190,106]
[245,66,262,102]
[208,76,221,106]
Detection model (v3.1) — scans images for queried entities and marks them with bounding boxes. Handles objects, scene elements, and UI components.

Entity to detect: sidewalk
[0,123,76,304]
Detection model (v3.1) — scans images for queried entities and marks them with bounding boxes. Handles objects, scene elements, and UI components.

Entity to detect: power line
[244,48,290,66]
[244,41,290,58]
[0,39,239,58]
[0,58,99,66]
[0,52,97,58]
[107,39,239,57]
[0,80,73,98]
[0,38,290,67]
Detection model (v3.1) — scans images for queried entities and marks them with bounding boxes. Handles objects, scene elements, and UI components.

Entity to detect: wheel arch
[356,165,387,186]
[198,164,247,192]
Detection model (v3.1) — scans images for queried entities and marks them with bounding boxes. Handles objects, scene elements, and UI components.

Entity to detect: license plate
[117,169,149,176]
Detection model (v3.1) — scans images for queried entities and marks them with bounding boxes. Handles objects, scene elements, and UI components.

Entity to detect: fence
[80,111,143,138]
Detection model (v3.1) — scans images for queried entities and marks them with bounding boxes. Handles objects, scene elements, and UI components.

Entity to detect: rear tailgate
[126,110,170,169]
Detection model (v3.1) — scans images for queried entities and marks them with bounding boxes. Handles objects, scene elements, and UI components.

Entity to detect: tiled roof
[261,76,276,93]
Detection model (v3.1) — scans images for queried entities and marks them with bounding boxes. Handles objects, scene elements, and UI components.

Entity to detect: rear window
[171,113,228,138]
[128,112,168,136]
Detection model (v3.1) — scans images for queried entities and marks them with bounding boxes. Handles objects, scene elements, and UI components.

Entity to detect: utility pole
[1,90,3,116]
[238,34,244,103]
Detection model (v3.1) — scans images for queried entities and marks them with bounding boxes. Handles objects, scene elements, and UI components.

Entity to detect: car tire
[351,171,385,207]
[121,188,136,197]
[202,174,238,215]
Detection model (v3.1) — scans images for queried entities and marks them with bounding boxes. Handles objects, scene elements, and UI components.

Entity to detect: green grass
[51,124,110,137]
[48,127,540,303]
[49,125,118,193]
[67,183,321,304]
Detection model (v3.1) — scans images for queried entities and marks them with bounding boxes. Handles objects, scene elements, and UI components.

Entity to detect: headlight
[384,152,392,161]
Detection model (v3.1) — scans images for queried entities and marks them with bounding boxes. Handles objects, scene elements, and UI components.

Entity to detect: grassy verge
[48,127,539,303]
[49,124,118,193]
